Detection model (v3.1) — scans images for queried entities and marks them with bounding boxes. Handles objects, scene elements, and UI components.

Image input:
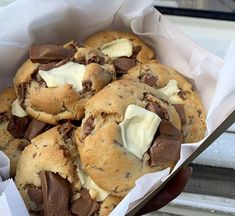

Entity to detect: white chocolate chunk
[120,104,161,159]
[77,169,109,201]
[11,99,27,117]
[159,80,183,104]
[38,62,85,91]
[100,38,133,58]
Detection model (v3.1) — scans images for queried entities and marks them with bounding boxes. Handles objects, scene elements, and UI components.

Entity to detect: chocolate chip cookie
[122,62,206,143]
[76,80,182,197]
[0,88,51,176]
[84,31,156,76]
[15,123,120,216]
[14,41,116,124]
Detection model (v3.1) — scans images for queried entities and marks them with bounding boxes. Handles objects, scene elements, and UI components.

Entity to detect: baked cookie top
[14,41,116,124]
[76,80,182,197]
[15,123,120,216]
[84,31,156,76]
[122,62,206,143]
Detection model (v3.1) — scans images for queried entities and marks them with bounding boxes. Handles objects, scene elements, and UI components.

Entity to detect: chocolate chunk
[83,117,94,136]
[173,104,186,125]
[87,55,105,65]
[149,134,181,167]
[29,45,75,63]
[82,80,92,92]
[39,171,70,216]
[131,46,142,59]
[17,139,30,151]
[146,102,168,119]
[71,189,100,216]
[17,82,28,102]
[38,62,57,71]
[0,113,9,122]
[159,120,181,139]
[26,185,43,209]
[58,123,74,142]
[24,119,49,140]
[7,116,31,139]
[142,74,157,87]
[113,57,136,75]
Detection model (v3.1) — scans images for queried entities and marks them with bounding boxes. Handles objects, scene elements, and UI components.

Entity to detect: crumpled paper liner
[0,0,234,215]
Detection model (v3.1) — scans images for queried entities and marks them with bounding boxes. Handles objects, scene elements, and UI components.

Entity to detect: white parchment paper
[0,0,234,215]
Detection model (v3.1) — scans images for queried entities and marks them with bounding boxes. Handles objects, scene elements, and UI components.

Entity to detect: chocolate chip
[113,57,136,75]
[70,189,100,216]
[39,171,70,216]
[173,104,186,125]
[87,55,105,65]
[29,45,76,63]
[7,116,31,139]
[83,117,94,136]
[24,119,49,140]
[142,74,157,87]
[159,120,182,139]
[26,185,43,209]
[149,134,181,167]
[0,113,9,122]
[17,82,28,103]
[82,80,92,92]
[178,90,189,100]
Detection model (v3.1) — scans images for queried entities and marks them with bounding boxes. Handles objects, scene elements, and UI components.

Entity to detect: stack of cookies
[0,31,206,216]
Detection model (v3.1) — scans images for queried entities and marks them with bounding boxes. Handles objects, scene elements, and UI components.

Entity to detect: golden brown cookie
[84,31,156,75]
[76,80,182,197]
[122,62,206,143]
[14,41,115,124]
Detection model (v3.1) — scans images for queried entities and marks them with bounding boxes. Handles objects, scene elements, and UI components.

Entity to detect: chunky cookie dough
[76,80,182,197]
[14,41,116,124]
[84,31,156,75]
[122,62,206,143]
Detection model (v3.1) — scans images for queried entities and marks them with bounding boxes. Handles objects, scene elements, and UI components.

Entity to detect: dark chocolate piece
[149,134,181,167]
[38,62,57,71]
[24,119,49,140]
[26,185,43,209]
[70,189,100,216]
[58,123,74,142]
[146,102,168,119]
[173,104,186,125]
[113,57,136,74]
[7,116,31,139]
[131,45,141,59]
[87,55,105,65]
[39,171,70,216]
[0,113,9,123]
[142,74,157,87]
[29,45,75,63]
[17,139,30,151]
[83,117,94,136]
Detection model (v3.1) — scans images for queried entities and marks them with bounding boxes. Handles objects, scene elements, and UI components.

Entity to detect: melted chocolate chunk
[146,102,168,119]
[17,82,28,103]
[113,58,136,75]
[149,134,181,167]
[142,74,157,87]
[24,119,49,140]
[173,104,186,125]
[71,189,100,216]
[29,45,75,63]
[159,120,182,139]
[83,117,94,136]
[7,116,31,139]
[39,171,70,216]
[82,80,92,92]
[131,45,142,59]
[26,185,43,209]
